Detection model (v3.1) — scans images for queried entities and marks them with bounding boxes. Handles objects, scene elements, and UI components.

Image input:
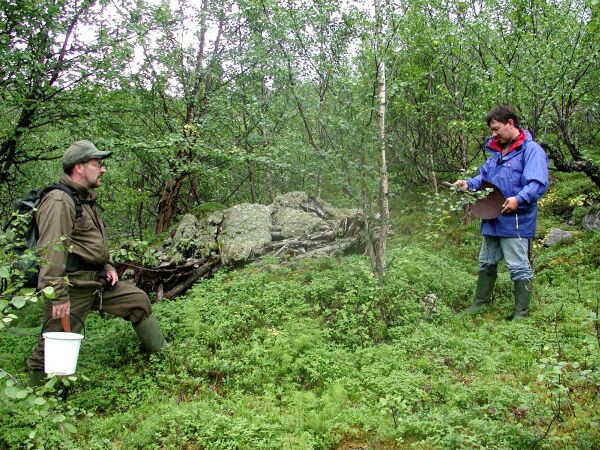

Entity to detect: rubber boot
[508,279,532,320]
[133,315,167,352]
[465,271,497,314]
[28,370,46,388]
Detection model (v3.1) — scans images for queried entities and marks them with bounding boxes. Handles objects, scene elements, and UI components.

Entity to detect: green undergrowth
[2,179,600,448]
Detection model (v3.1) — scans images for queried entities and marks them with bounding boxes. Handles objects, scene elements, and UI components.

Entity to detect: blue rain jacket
[466,129,549,238]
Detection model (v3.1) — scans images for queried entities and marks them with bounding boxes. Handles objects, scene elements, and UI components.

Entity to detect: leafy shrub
[111,239,159,266]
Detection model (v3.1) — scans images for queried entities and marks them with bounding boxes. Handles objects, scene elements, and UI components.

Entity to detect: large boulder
[218,203,272,264]
[582,211,600,231]
[273,191,338,220]
[161,193,362,267]
[543,228,574,247]
[272,191,362,231]
[117,193,364,299]
[272,207,329,239]
[170,214,201,245]
[164,213,218,263]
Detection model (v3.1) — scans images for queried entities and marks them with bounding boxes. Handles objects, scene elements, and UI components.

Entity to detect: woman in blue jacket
[455,105,549,319]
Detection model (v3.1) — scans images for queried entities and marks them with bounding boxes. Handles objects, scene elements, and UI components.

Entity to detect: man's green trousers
[27,271,164,372]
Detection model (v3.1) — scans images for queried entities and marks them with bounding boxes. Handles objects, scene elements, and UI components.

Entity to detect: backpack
[6,183,86,287]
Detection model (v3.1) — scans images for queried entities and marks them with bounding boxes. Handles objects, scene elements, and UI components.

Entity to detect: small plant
[0,223,59,328]
[111,239,159,267]
[424,185,494,239]
[2,371,89,449]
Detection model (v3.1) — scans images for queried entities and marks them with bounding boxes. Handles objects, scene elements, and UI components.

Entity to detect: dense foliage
[1,0,598,235]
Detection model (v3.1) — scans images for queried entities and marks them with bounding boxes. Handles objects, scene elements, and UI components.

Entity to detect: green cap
[63,140,112,171]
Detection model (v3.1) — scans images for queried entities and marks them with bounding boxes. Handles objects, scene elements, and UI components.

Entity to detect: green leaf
[0,266,10,278]
[4,386,19,398]
[11,296,27,309]
[63,422,77,433]
[33,397,47,405]
[45,376,57,388]
[42,286,56,299]
[4,386,28,399]
[0,300,8,312]
[3,287,15,295]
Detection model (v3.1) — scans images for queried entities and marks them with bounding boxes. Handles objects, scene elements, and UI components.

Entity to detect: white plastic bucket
[43,332,84,375]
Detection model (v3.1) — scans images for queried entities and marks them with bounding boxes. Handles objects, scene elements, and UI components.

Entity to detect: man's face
[489,119,518,145]
[81,159,106,188]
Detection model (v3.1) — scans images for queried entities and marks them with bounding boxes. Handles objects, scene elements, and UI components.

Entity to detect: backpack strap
[41,183,92,219]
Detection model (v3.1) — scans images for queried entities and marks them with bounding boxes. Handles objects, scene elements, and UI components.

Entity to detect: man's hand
[502,197,519,214]
[453,180,468,191]
[52,300,70,319]
[105,270,119,287]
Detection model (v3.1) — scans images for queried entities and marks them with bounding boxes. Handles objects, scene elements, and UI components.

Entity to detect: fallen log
[162,255,221,300]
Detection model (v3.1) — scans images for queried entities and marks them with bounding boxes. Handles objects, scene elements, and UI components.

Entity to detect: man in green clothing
[27,140,166,385]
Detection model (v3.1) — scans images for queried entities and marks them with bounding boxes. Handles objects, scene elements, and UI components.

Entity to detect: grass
[1,173,599,449]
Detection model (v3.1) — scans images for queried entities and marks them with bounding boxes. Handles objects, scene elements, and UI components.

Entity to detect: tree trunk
[427,75,438,194]
[316,172,322,200]
[261,75,275,203]
[136,166,146,240]
[549,101,600,189]
[248,162,257,203]
[373,0,389,281]
[153,0,219,233]
[265,168,275,203]
[0,107,36,182]
[154,174,187,234]
[450,59,468,170]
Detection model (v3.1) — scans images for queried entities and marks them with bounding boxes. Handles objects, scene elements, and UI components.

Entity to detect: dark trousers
[27,271,151,371]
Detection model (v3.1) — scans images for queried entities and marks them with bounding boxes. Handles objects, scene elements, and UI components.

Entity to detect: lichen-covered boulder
[582,211,600,231]
[543,228,574,247]
[273,191,362,224]
[272,191,336,219]
[121,192,365,299]
[272,207,329,238]
[218,204,273,264]
[165,213,221,263]
[272,191,313,209]
[166,214,201,264]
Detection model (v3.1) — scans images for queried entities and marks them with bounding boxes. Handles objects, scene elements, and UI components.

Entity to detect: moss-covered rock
[218,203,273,264]
[272,207,328,238]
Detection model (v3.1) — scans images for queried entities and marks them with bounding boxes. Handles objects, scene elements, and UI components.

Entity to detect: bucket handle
[41,313,85,336]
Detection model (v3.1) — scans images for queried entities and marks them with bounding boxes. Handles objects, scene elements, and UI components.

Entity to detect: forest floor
[1,173,600,449]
